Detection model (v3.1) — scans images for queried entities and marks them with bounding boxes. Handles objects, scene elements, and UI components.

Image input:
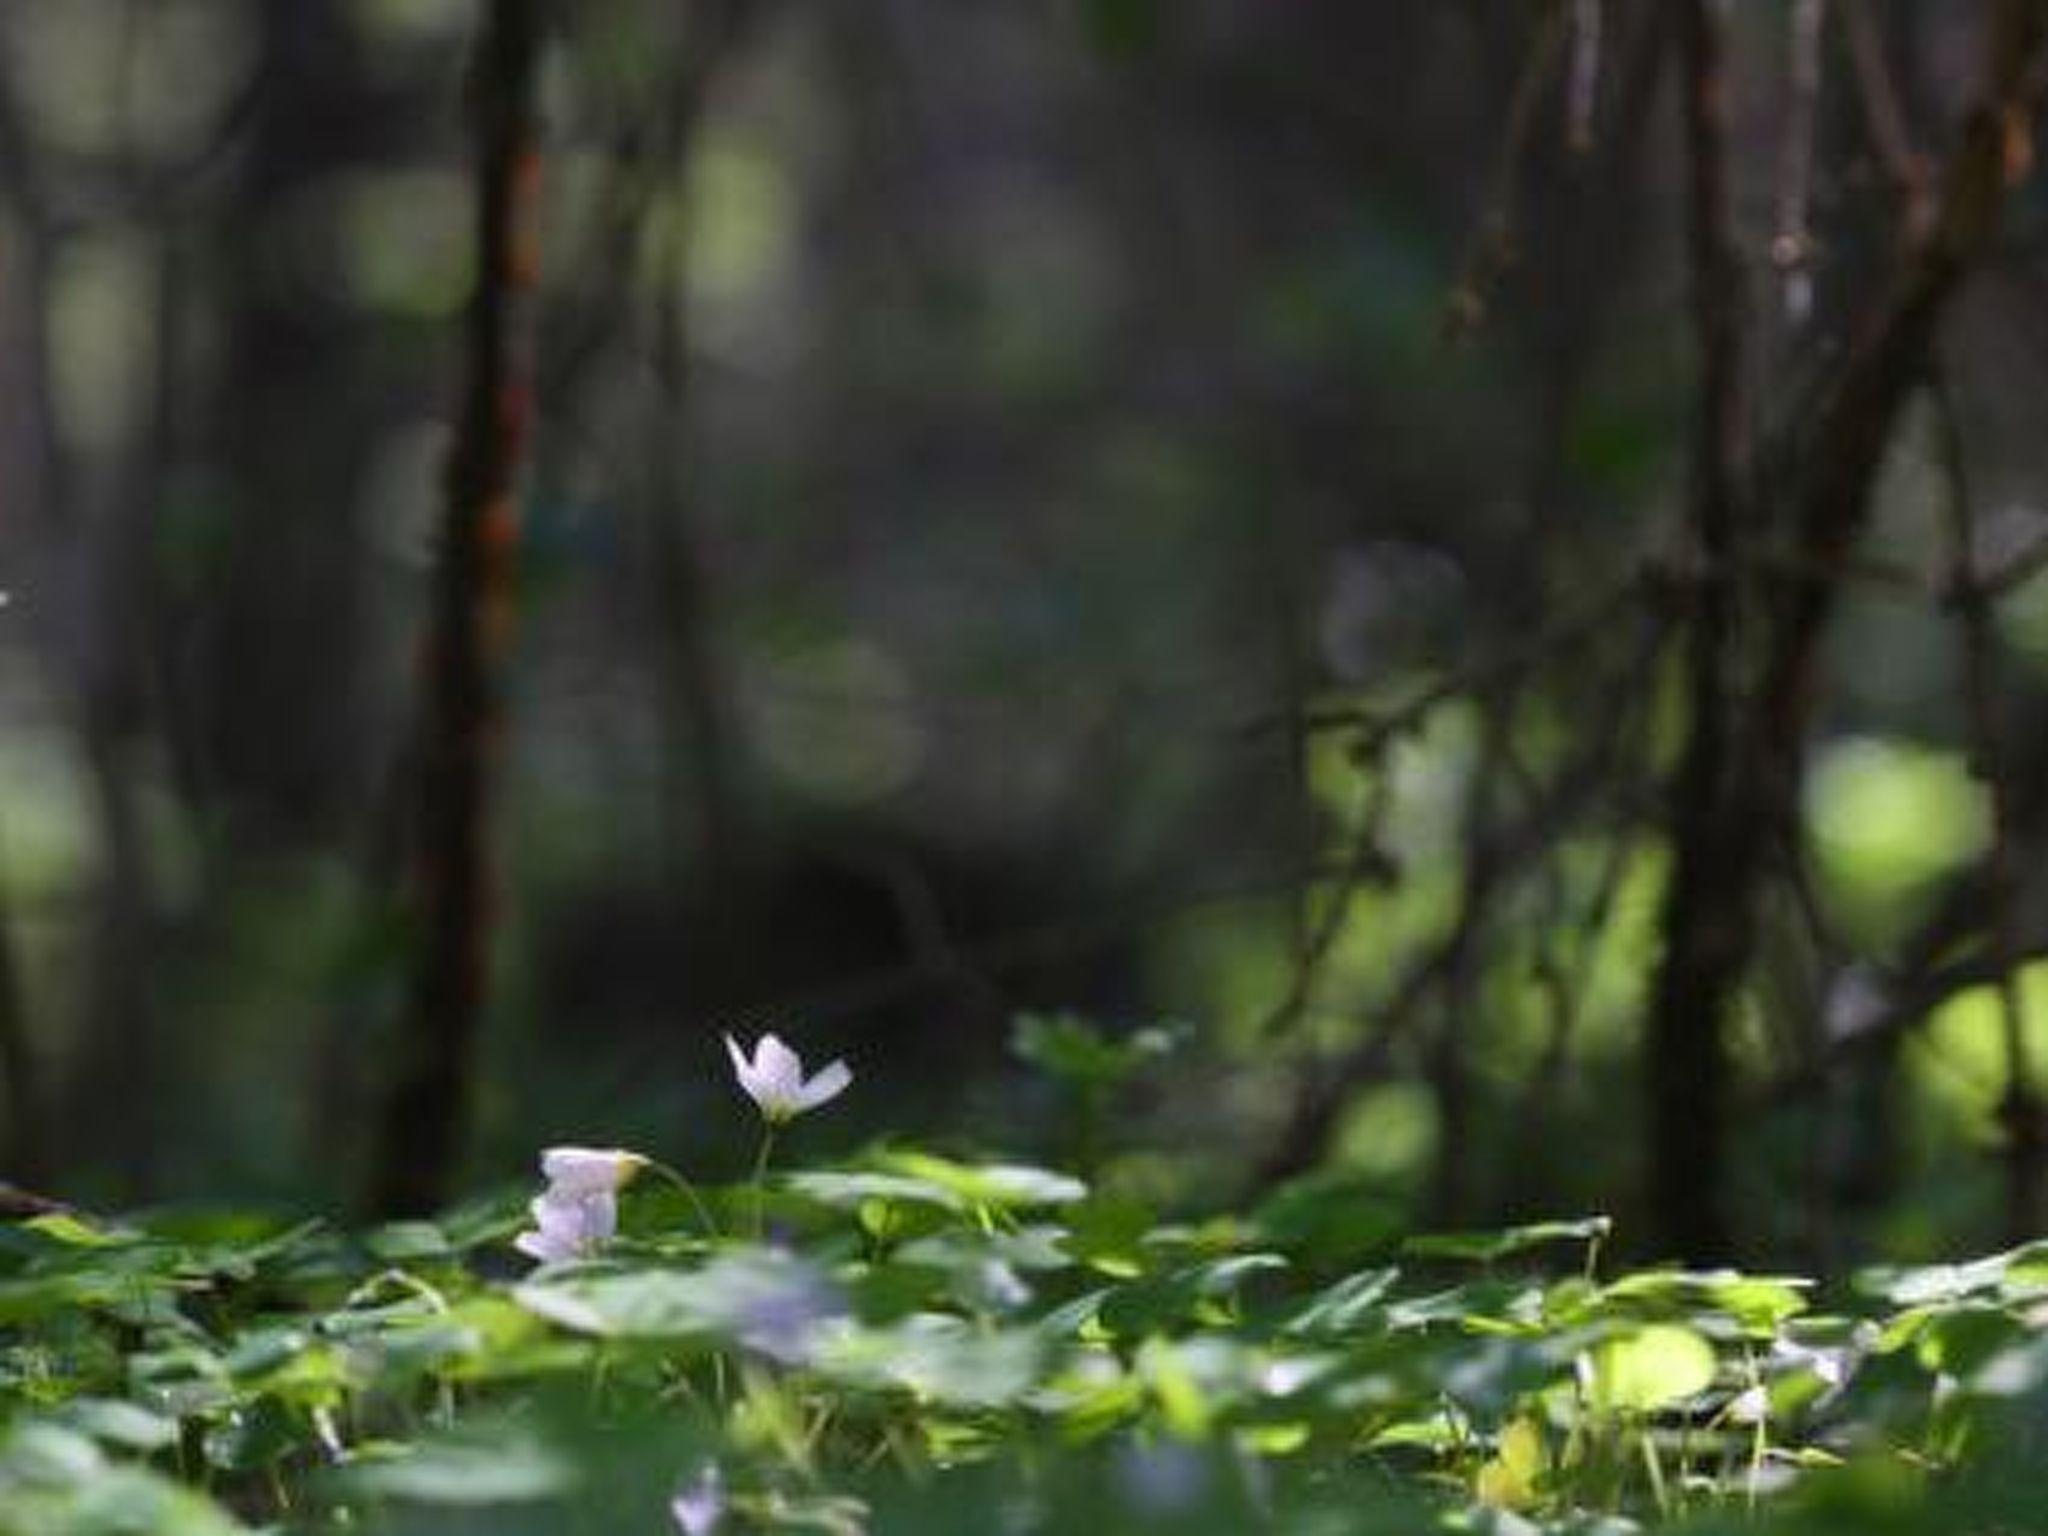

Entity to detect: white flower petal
[540,1146,644,1195]
[527,1190,615,1254]
[725,1034,767,1107]
[574,1192,617,1245]
[514,1229,565,1262]
[753,1034,803,1098]
[794,1059,852,1111]
[727,1031,854,1122]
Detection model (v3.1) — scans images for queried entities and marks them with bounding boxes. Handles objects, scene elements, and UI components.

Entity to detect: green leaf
[54,1398,179,1453]
[1285,1266,1400,1337]
[340,1432,577,1505]
[1060,1194,1157,1277]
[1404,1217,1610,1264]
[1586,1324,1718,1413]
[1594,1269,1811,1333]
[1100,1254,1287,1335]
[1010,1013,1187,1086]
[20,1213,138,1249]
[364,1222,454,1262]
[876,1153,1088,1210]
[516,1248,843,1356]
[814,1315,1043,1407]
[203,1397,304,1472]
[788,1170,960,1210]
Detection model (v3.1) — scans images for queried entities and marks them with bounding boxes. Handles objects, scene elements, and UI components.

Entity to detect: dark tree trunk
[369,0,543,1216]
[0,862,43,1185]
[182,4,408,844]
[1646,0,1749,1262]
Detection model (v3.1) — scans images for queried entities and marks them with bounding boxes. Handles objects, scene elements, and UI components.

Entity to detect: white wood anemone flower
[513,1145,647,1262]
[724,1032,853,1125]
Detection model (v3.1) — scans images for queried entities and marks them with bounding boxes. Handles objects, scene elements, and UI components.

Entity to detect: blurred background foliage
[1,0,2047,1268]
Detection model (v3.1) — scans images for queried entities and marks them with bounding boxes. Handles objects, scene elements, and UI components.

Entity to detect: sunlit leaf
[1586,1324,1718,1413]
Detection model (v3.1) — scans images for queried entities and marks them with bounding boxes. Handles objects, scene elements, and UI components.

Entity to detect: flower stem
[750,1124,778,1239]
[644,1158,722,1240]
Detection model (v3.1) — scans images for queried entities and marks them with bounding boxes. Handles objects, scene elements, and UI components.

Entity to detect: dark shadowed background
[3,0,2048,1269]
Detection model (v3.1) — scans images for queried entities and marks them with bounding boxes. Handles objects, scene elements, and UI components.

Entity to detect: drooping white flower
[540,1146,646,1195]
[513,1144,645,1262]
[724,1032,852,1125]
[669,1463,724,1535]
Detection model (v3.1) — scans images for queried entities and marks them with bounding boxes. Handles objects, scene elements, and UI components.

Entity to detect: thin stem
[749,1124,778,1239]
[645,1157,723,1240]
[341,1267,450,1315]
[1639,1420,1671,1518]
[1839,0,1931,237]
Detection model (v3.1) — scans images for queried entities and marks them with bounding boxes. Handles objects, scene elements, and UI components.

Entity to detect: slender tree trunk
[185,2,401,842]
[0,84,54,1188]
[369,0,543,1215]
[59,231,179,1197]
[1646,0,1750,1262]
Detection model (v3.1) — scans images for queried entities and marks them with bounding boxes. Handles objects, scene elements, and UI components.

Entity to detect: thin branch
[1249,571,1645,1051]
[1445,2,1573,336]
[1259,602,1670,1185]
[1759,934,2048,1113]
[1253,771,1399,1043]
[1774,0,1828,326]
[720,853,1380,1036]
[1759,0,2048,804]
[1267,571,1647,751]
[1838,0,1934,238]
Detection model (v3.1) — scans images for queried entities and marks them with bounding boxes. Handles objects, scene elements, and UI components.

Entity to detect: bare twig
[1446,2,1573,336]
[1759,933,2048,1112]
[1838,0,1934,238]
[1250,571,1644,1051]
[1774,0,1828,326]
[1270,572,1647,750]
[1253,768,1398,1043]
[1259,601,1670,1186]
